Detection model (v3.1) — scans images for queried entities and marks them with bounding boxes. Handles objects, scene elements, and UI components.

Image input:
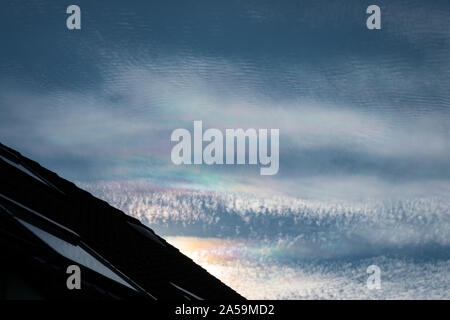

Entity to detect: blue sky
[1,0,449,298]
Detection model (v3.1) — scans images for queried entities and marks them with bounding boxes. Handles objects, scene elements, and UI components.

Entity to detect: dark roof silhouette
[0,142,244,300]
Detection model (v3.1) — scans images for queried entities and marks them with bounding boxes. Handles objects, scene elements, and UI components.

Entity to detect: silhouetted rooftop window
[17,218,137,291]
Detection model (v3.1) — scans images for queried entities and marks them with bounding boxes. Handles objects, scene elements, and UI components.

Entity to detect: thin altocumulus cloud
[80,181,450,252]
[80,181,450,299]
[1,57,450,187]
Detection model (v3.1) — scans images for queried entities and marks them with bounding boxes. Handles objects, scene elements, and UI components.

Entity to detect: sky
[1,0,449,299]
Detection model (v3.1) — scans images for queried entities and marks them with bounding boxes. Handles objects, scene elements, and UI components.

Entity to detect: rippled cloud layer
[80,181,450,299]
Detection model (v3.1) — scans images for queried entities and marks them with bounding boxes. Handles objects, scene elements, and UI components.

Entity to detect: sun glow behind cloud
[166,236,450,299]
